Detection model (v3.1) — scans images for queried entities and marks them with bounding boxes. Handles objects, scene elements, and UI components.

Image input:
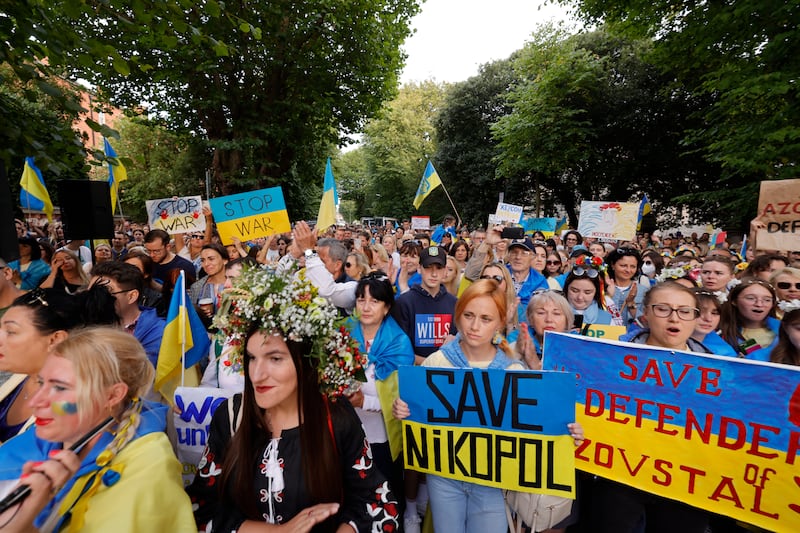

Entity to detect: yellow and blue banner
[555,215,569,236]
[208,186,291,245]
[317,157,337,235]
[399,366,576,497]
[413,160,442,210]
[156,270,211,404]
[544,332,800,532]
[19,157,53,221]
[522,216,558,237]
[103,138,128,214]
[636,193,651,231]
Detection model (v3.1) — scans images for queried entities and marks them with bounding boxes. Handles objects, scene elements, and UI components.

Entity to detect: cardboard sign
[495,202,524,224]
[756,179,800,251]
[399,366,576,496]
[146,196,205,233]
[576,201,639,241]
[582,324,626,341]
[522,217,558,237]
[173,386,235,486]
[544,332,800,531]
[208,187,291,245]
[411,216,431,230]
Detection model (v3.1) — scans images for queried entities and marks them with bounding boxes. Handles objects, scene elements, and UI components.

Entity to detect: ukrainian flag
[555,215,569,235]
[19,157,53,222]
[103,138,128,214]
[316,157,338,235]
[156,270,210,404]
[637,194,652,231]
[413,160,442,210]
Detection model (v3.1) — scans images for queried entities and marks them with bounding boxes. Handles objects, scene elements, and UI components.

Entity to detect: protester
[515,290,573,370]
[719,278,779,360]
[124,249,164,311]
[640,249,664,285]
[562,230,583,254]
[606,247,648,325]
[0,259,25,319]
[345,251,371,281]
[84,243,112,274]
[449,240,470,273]
[563,258,613,327]
[0,327,195,531]
[442,255,461,296]
[188,243,230,325]
[144,229,196,289]
[111,230,129,260]
[39,248,89,294]
[593,282,711,532]
[771,300,800,366]
[393,280,584,533]
[505,238,549,323]
[478,262,518,334]
[395,240,423,294]
[690,289,737,356]
[741,253,788,281]
[187,268,399,532]
[8,237,50,290]
[698,256,735,292]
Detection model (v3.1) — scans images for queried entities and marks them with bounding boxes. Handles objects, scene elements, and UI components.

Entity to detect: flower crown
[656,265,692,283]
[573,255,606,274]
[213,267,366,398]
[778,299,800,314]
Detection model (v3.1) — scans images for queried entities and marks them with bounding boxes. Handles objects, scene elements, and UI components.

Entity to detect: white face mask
[641,262,656,276]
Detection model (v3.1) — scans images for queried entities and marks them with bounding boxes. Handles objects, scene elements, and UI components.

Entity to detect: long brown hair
[221,328,343,528]
[771,309,800,366]
[719,278,777,350]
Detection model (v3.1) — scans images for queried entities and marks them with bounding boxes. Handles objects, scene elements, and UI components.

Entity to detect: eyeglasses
[546,260,561,265]
[777,282,800,290]
[145,247,165,256]
[480,275,504,283]
[648,304,700,320]
[740,296,774,305]
[572,266,599,278]
[109,288,136,296]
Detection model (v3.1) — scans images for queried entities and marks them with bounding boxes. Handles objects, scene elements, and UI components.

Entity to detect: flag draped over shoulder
[637,194,651,231]
[317,157,337,235]
[413,160,442,210]
[103,138,128,214]
[19,157,53,222]
[156,271,210,404]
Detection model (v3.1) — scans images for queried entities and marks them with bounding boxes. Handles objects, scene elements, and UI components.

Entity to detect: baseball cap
[508,238,534,252]
[420,246,447,268]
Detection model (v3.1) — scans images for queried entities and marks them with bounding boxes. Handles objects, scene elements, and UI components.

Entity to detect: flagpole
[439,181,463,228]
[179,270,186,388]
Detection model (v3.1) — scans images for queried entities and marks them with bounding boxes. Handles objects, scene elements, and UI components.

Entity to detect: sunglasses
[777,282,800,290]
[546,260,561,265]
[480,275,504,283]
[362,271,389,282]
[532,288,564,296]
[191,235,204,240]
[616,247,640,257]
[572,266,599,278]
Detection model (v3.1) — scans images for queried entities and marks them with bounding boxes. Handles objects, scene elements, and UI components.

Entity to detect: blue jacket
[733,316,780,362]
[8,259,50,290]
[134,306,166,368]
[509,266,548,323]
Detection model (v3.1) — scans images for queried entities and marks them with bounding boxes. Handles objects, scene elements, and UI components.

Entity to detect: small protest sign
[146,196,205,233]
[208,187,291,245]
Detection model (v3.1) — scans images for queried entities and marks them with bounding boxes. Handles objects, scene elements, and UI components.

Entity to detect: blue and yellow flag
[636,193,651,231]
[316,157,337,235]
[19,157,53,222]
[156,271,210,404]
[413,160,442,210]
[555,215,569,235]
[103,138,128,214]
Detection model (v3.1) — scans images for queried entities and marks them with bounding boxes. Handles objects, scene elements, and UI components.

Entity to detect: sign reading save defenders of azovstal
[544,332,800,532]
[756,178,800,251]
[399,366,576,497]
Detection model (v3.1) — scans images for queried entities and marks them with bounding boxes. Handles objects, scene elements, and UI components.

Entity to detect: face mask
[641,262,656,276]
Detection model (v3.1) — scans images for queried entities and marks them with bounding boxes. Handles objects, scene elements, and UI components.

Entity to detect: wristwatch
[304,248,317,259]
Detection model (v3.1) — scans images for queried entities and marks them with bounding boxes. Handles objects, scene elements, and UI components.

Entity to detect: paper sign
[582,324,626,341]
[544,332,800,531]
[146,196,205,233]
[523,217,558,237]
[411,216,430,230]
[399,366,576,496]
[495,202,524,224]
[209,187,291,245]
[756,179,800,251]
[577,201,639,241]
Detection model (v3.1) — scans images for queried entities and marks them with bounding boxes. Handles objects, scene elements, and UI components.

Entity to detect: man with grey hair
[279,220,357,313]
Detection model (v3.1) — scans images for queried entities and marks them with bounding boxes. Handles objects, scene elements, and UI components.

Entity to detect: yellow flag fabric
[413,161,442,210]
[104,138,128,215]
[19,157,54,222]
[316,158,337,235]
[376,372,403,461]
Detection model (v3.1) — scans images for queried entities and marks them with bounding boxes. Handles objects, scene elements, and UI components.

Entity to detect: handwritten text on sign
[544,332,800,533]
[146,196,205,233]
[756,178,800,251]
[399,366,576,497]
[209,187,291,245]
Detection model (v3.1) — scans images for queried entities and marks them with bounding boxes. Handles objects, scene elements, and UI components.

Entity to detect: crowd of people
[0,209,797,533]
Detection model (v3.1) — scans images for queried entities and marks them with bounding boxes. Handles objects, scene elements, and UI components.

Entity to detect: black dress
[187,394,399,532]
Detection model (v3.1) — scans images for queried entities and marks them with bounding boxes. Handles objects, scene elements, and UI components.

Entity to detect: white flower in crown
[726,278,741,290]
[656,266,689,283]
[713,291,728,304]
[778,299,800,313]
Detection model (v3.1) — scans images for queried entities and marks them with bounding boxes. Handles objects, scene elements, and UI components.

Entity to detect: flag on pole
[103,138,128,215]
[637,194,652,231]
[739,234,747,260]
[413,160,442,210]
[155,271,210,404]
[316,157,337,235]
[19,157,53,222]
[555,215,569,235]
[709,230,727,250]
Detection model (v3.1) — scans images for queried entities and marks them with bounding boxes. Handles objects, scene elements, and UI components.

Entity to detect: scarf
[346,315,415,381]
[439,333,517,369]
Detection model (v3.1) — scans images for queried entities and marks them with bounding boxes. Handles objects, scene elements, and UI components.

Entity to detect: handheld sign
[576,201,639,241]
[756,178,800,251]
[544,331,800,532]
[209,187,291,245]
[495,202,524,224]
[522,216,558,237]
[399,366,576,497]
[146,196,205,233]
[411,216,430,231]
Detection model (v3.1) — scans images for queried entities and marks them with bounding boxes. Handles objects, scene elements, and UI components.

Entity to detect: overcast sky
[400,0,577,84]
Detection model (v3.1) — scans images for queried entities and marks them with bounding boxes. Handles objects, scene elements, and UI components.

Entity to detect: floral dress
[187,394,399,532]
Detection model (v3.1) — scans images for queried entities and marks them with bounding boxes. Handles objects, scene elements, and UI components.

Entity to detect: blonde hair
[444,256,460,295]
[54,248,90,286]
[480,262,518,328]
[526,291,574,334]
[51,327,154,455]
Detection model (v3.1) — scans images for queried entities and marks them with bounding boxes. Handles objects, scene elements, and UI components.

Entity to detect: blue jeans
[427,474,507,533]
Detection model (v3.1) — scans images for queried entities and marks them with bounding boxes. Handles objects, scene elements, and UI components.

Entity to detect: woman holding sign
[392,280,584,533]
[594,281,712,532]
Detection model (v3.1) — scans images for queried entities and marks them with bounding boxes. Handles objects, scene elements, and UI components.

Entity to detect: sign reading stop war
[146,196,205,233]
[209,187,291,245]
[757,179,800,251]
[544,332,800,532]
[399,366,576,497]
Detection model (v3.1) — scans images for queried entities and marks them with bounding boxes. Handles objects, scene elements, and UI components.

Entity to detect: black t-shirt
[152,254,195,285]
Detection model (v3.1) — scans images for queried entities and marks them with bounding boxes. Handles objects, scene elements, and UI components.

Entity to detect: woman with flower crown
[563,256,614,327]
[187,267,399,533]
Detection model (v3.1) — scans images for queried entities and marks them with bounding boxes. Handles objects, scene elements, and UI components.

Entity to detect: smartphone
[500,226,525,239]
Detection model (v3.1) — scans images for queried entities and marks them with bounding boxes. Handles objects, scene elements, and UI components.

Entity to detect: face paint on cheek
[51,401,78,416]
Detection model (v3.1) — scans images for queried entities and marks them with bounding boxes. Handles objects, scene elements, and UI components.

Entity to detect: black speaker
[57,180,115,241]
[0,161,21,262]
